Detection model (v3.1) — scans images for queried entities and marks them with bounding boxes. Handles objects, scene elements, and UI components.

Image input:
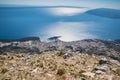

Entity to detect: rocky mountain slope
[0,51,120,80]
[0,37,120,80]
[0,38,120,61]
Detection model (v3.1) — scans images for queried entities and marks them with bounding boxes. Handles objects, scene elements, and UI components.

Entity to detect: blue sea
[0,7,120,41]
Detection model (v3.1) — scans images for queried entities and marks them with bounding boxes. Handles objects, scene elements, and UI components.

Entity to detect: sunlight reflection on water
[46,7,89,16]
[40,22,97,42]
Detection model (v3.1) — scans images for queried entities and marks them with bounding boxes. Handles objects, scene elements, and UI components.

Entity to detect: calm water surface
[0,7,120,41]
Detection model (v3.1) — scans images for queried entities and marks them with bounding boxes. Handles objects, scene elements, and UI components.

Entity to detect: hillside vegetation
[0,39,120,80]
[0,51,120,80]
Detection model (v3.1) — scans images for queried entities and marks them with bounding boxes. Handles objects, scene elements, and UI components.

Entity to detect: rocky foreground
[0,37,120,80]
[0,51,120,80]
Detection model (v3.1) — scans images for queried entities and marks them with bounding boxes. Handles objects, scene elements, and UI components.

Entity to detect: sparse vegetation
[113,68,120,76]
[57,68,66,76]
[57,51,65,57]
[0,67,9,74]
[0,51,120,80]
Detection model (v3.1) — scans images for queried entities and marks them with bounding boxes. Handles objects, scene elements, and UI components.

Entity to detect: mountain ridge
[0,37,120,62]
[86,8,120,19]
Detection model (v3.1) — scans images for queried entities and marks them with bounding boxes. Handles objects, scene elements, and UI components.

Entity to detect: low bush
[57,68,66,76]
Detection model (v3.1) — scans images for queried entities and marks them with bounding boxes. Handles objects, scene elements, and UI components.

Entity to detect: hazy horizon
[0,0,120,9]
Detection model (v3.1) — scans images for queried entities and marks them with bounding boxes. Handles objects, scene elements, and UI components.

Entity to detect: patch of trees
[0,37,40,42]
[47,46,57,51]
[0,45,40,53]
[75,47,85,53]
[48,36,61,42]
[65,46,73,50]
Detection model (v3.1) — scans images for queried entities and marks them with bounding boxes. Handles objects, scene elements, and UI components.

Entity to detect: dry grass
[0,52,120,80]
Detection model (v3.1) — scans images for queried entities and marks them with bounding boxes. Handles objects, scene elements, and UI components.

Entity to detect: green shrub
[79,70,86,74]
[113,68,120,76]
[77,70,86,78]
[0,67,9,74]
[57,51,65,57]
[57,69,66,76]
[70,70,86,78]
